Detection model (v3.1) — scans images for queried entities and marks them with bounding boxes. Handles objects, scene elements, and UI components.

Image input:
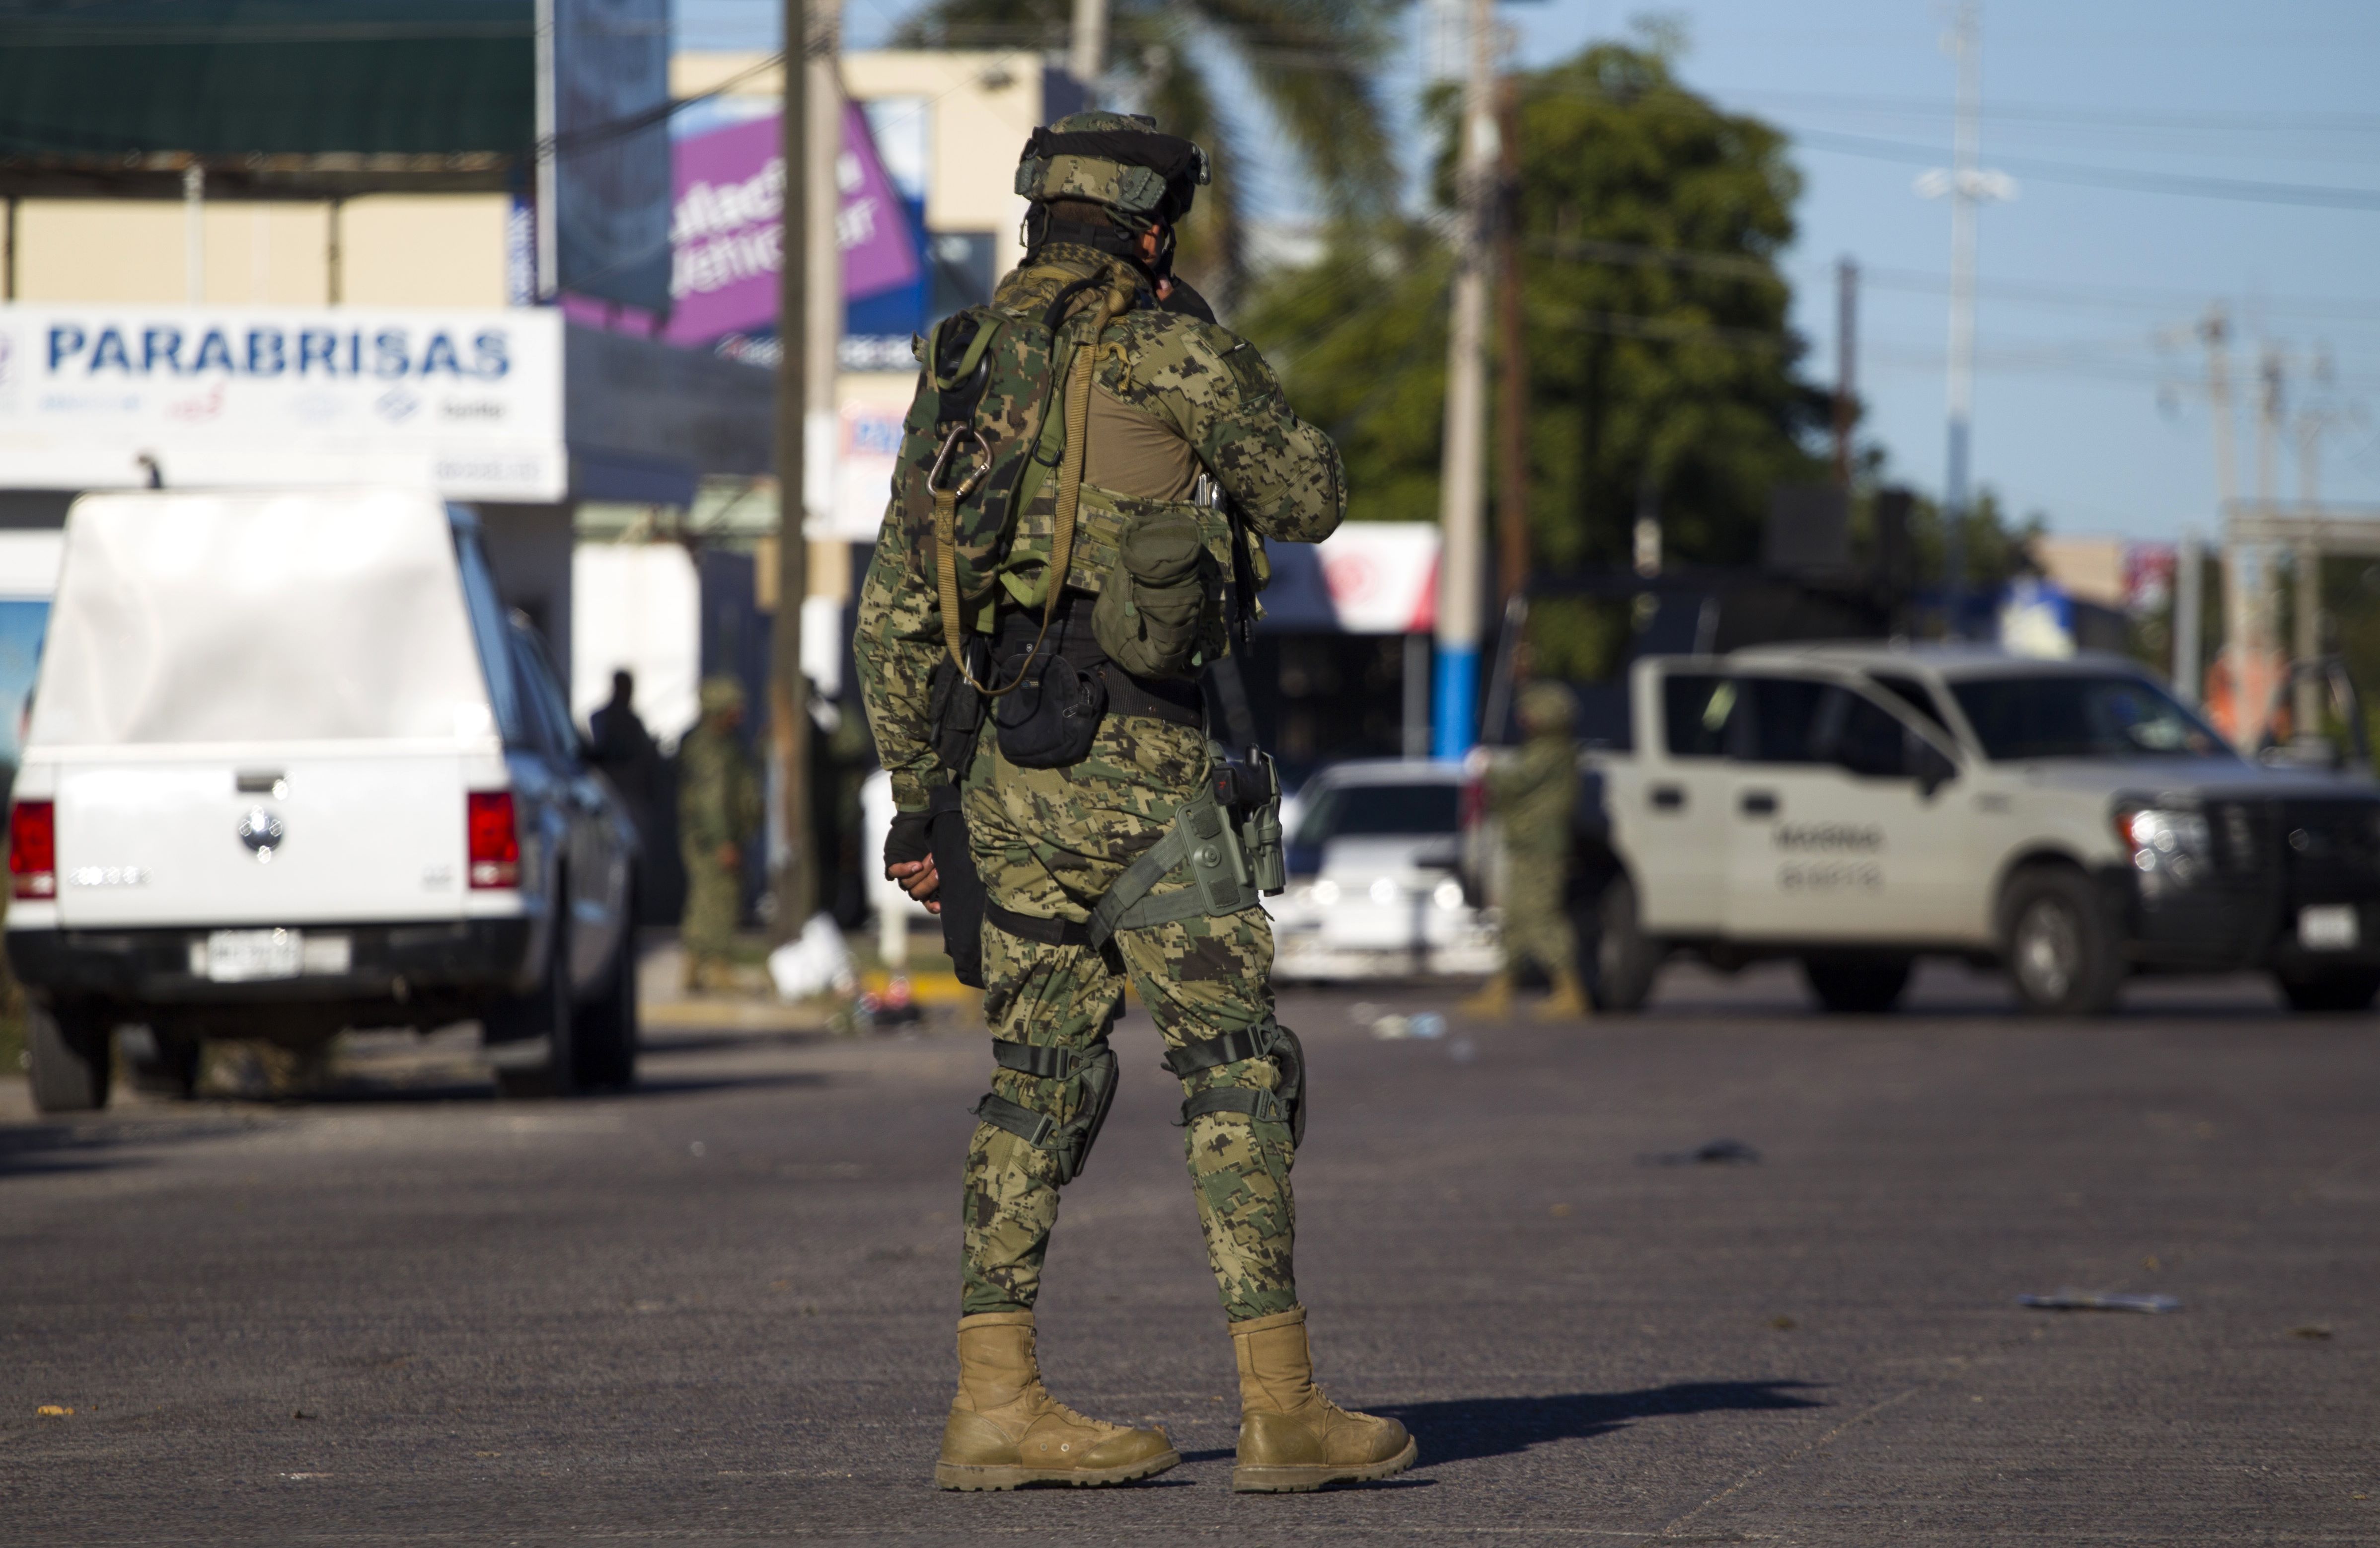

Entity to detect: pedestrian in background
[590,669,659,796]
[589,668,662,873]
[1462,681,1590,1021]
[677,676,761,993]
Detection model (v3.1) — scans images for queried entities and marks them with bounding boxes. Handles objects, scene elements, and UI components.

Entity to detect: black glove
[1158,278,1217,324]
[885,809,933,874]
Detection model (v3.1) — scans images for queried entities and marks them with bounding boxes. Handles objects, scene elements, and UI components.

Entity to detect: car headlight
[1432,878,1466,911]
[1368,876,1401,905]
[1311,878,1340,907]
[2116,805,2211,888]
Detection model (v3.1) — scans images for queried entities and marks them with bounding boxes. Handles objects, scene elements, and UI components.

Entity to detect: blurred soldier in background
[678,676,761,992]
[1462,681,1589,1021]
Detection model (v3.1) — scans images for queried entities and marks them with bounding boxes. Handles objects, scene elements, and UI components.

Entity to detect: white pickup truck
[7,489,641,1109]
[1584,643,2380,1015]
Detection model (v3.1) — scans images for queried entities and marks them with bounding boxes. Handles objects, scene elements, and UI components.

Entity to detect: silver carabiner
[927,425,992,501]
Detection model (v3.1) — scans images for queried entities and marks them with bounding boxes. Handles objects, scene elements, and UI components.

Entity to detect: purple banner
[655,104,921,346]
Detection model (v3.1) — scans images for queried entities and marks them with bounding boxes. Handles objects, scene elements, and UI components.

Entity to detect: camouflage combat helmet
[698,675,746,716]
[1518,681,1579,735]
[1015,111,1211,227]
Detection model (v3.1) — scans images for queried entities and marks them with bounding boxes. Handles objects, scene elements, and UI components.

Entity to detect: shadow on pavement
[0,1113,264,1178]
[1381,1380,1824,1467]
[284,1069,830,1105]
[639,1028,833,1056]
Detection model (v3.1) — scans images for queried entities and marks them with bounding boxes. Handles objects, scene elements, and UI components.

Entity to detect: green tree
[895,0,1404,301]
[1239,38,1832,570]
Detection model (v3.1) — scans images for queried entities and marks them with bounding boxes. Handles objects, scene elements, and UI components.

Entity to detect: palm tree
[894,0,1405,305]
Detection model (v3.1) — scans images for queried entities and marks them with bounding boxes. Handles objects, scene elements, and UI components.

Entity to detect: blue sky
[683,0,2380,544]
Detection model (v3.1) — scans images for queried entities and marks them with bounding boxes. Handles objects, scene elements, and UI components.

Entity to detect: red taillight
[9,799,54,900]
[467,790,519,889]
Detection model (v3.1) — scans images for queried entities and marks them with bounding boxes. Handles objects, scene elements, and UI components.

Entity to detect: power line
[1518,81,2380,213]
[1789,126,2380,214]
[1516,234,2380,326]
[1689,84,2380,139]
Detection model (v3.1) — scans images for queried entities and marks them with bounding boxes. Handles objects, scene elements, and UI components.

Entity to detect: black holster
[928,783,986,989]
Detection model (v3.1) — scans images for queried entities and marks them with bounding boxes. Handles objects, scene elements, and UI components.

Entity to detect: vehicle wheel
[2000,866,2122,1016]
[28,1004,113,1113]
[573,923,640,1090]
[1591,873,1660,1012]
[492,931,578,1100]
[1801,954,1913,1014]
[124,1027,202,1099]
[2275,968,2380,1012]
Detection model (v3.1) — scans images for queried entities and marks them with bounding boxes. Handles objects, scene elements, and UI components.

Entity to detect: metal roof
[0,0,533,197]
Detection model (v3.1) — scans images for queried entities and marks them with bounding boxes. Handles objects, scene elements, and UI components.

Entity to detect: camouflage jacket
[678,718,762,855]
[1485,732,1579,845]
[854,243,1347,813]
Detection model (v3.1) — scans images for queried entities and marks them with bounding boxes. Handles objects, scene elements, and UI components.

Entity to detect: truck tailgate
[53,750,468,928]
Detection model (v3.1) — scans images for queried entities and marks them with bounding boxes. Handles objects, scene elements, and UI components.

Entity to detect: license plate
[2299,905,2360,951]
[202,929,303,982]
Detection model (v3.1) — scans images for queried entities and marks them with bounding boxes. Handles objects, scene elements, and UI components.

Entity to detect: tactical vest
[889,258,1266,691]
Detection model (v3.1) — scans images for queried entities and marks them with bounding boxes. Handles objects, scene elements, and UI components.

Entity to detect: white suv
[7,488,639,1109]
[1589,644,2380,1015]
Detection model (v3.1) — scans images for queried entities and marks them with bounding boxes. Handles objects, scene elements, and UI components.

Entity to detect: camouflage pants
[680,851,740,965]
[958,712,1297,1323]
[1500,849,1577,981]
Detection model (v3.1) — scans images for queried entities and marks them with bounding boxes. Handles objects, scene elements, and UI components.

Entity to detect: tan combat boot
[1533,968,1592,1021]
[1457,974,1513,1020]
[1229,1307,1417,1492]
[934,1311,1179,1491]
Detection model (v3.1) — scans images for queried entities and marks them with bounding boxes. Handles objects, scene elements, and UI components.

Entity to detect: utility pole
[183,163,205,302]
[1492,76,1529,610]
[1919,1,2008,637]
[1833,257,1857,484]
[2286,350,2335,738]
[2202,305,2251,739]
[1432,0,1495,757]
[1070,0,1107,100]
[771,0,816,936]
[2250,343,2287,748]
[2173,527,2203,705]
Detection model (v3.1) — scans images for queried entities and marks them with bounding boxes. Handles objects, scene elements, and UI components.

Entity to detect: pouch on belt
[1093,508,1211,681]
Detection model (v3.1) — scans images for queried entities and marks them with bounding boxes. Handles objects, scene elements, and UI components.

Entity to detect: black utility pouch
[992,652,1108,769]
[926,783,986,989]
[926,651,987,776]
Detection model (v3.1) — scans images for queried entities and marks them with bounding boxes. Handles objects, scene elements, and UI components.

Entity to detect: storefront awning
[0,0,533,196]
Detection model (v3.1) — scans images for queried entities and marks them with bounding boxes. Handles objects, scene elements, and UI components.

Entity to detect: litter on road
[2018,1290,2183,1313]
[1639,1138,1763,1167]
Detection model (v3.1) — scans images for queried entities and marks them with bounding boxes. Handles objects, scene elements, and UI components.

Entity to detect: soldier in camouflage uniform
[1461,681,1589,1021]
[677,676,761,993]
[855,112,1415,1494]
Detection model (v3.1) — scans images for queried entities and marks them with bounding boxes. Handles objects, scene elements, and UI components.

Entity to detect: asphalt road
[4,960,2378,1546]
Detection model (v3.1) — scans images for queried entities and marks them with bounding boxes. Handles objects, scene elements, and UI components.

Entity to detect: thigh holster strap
[972,1090,1057,1146]
[1087,780,1261,950]
[985,901,1095,948]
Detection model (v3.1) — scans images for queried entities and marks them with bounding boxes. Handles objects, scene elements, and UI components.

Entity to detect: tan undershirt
[1083,386,1196,502]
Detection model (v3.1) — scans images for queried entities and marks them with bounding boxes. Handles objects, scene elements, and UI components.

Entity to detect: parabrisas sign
[45,321,514,380]
[0,305,563,500]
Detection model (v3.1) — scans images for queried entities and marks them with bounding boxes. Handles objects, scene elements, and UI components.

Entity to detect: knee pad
[1162,1016,1305,1149]
[970,1036,1118,1186]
